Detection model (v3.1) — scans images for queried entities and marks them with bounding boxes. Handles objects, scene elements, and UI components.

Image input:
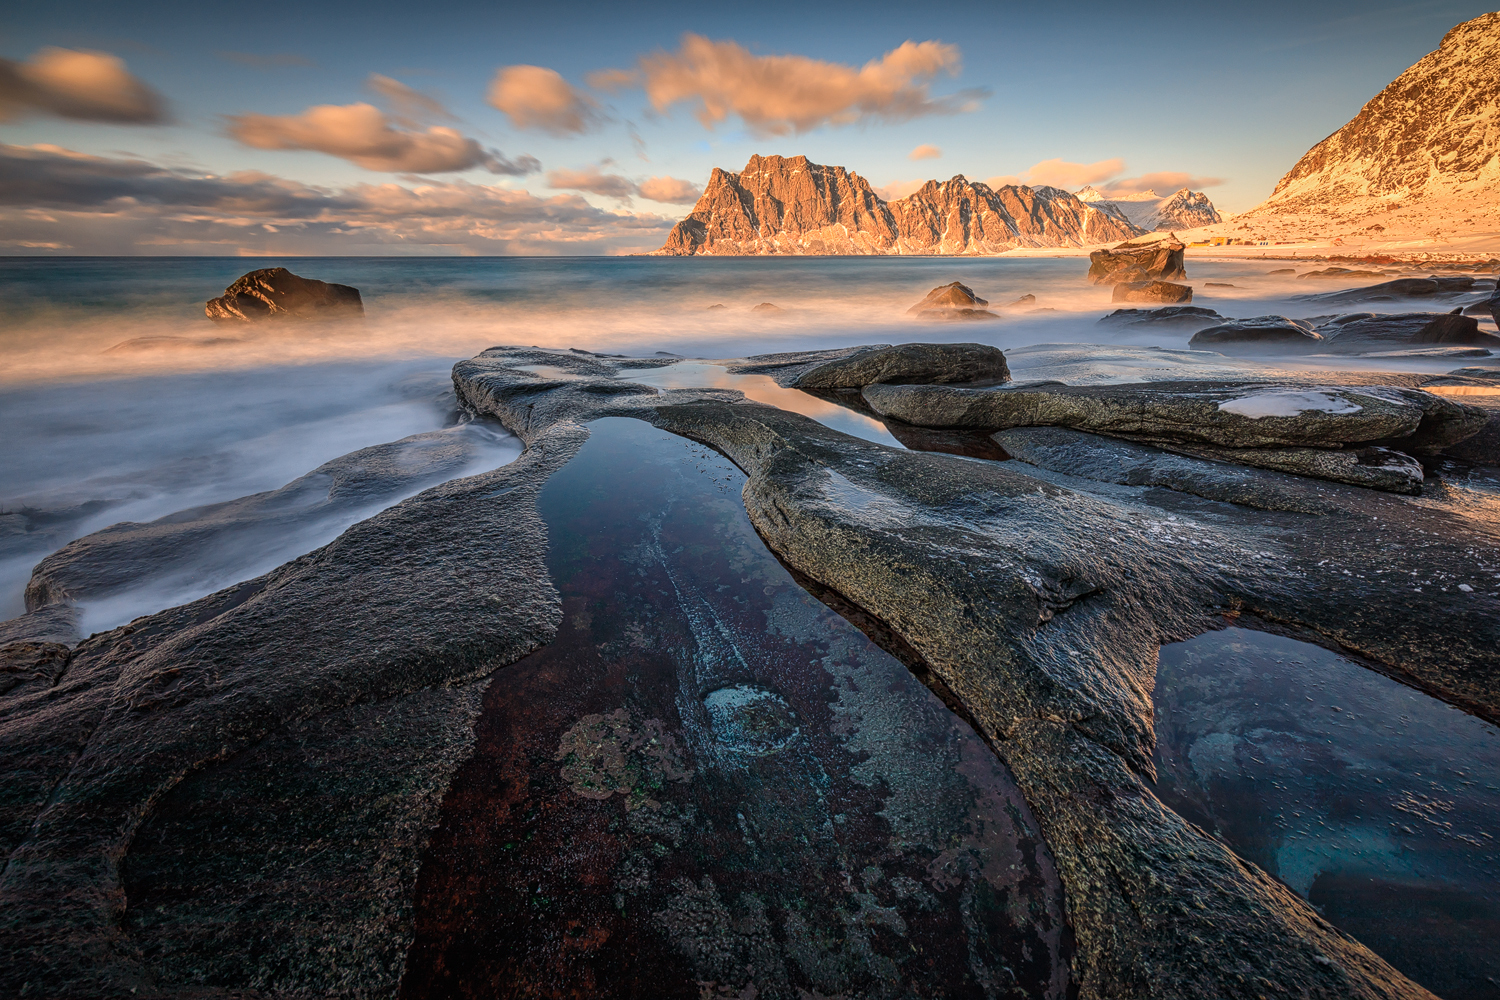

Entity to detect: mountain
[1077,186,1223,231]
[1244,11,1500,225]
[656,154,1143,256]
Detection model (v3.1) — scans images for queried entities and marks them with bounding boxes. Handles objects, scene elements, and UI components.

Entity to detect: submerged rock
[1087,233,1187,285]
[1112,280,1193,304]
[1098,305,1226,331]
[792,342,1011,389]
[204,267,363,322]
[751,301,784,313]
[1189,317,1323,352]
[1005,293,1037,308]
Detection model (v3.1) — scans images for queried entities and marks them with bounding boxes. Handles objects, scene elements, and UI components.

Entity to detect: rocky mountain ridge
[657,154,1144,255]
[1077,186,1223,232]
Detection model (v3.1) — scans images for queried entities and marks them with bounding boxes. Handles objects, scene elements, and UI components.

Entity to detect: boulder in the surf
[792,342,1011,389]
[205,267,364,323]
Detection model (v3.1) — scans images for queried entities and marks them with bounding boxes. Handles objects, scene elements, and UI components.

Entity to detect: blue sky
[1,0,1492,253]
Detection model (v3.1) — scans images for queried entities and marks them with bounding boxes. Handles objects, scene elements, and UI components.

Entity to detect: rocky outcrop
[205,267,363,322]
[1190,318,1324,352]
[1244,12,1500,223]
[656,155,1142,255]
[1298,277,1478,307]
[791,342,1011,390]
[1088,234,1187,285]
[1112,280,1192,304]
[905,281,999,320]
[1416,311,1493,344]
[1317,311,1500,353]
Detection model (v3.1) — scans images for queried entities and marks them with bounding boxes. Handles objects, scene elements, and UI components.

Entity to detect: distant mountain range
[656,155,1162,256]
[1075,186,1222,232]
[1242,11,1499,238]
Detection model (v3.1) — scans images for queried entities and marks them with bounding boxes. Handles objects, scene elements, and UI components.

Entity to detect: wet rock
[104,336,244,353]
[1005,293,1037,308]
[1440,395,1500,464]
[1204,282,1236,288]
[0,603,80,646]
[1298,267,1386,279]
[751,302,784,313]
[723,345,890,384]
[1087,234,1187,285]
[1112,280,1193,304]
[0,640,71,698]
[0,426,573,998]
[791,342,1011,390]
[1268,268,1296,275]
[1190,317,1323,352]
[1098,306,1226,331]
[1415,310,1496,344]
[1154,441,1425,494]
[906,281,999,321]
[204,267,363,323]
[706,303,726,310]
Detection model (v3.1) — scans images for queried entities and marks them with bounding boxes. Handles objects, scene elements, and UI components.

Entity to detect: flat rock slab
[1190,317,1323,353]
[860,379,1488,454]
[1097,306,1226,331]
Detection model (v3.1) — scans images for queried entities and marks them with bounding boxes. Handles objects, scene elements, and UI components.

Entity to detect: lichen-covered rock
[205,267,363,322]
[1112,280,1192,303]
[1088,234,1187,285]
[1190,317,1324,352]
[792,342,1011,389]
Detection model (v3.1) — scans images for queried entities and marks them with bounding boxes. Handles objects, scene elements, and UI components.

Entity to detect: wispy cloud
[981,158,1223,195]
[908,144,942,160]
[366,73,454,126]
[1098,171,1225,196]
[590,34,986,136]
[488,65,602,135]
[226,101,537,175]
[0,143,674,255]
[1016,157,1126,188]
[0,47,168,124]
[637,175,701,204]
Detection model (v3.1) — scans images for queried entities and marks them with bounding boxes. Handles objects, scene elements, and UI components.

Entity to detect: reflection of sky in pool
[1151,626,1500,1000]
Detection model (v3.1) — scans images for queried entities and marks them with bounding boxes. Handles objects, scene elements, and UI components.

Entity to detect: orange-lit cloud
[548,165,637,201]
[1017,157,1126,188]
[0,47,168,123]
[592,34,984,136]
[226,102,536,174]
[366,73,453,126]
[874,179,928,201]
[908,144,942,160]
[637,175,701,204]
[488,65,601,135]
[1099,171,1225,195]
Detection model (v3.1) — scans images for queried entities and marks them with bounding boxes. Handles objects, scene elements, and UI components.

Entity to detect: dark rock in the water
[1442,401,1500,464]
[1005,293,1037,307]
[1204,282,1236,287]
[906,281,1000,320]
[1112,280,1193,304]
[1299,277,1471,307]
[1189,317,1323,352]
[1156,441,1425,493]
[1415,311,1493,344]
[860,379,1487,456]
[1268,268,1296,275]
[1099,305,1226,331]
[204,267,363,323]
[1320,312,1500,353]
[1088,234,1187,285]
[792,342,1011,389]
[751,302,784,313]
[0,603,80,646]
[706,303,726,310]
[906,280,987,313]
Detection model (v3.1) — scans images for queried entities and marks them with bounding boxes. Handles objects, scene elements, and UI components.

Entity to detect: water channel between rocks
[1152,627,1500,1000]
[400,417,1072,999]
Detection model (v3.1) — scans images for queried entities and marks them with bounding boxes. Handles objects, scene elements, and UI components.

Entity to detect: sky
[1,0,1493,255]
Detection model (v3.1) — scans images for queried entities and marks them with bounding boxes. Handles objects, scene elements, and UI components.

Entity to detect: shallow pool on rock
[1150,626,1500,1000]
[400,417,1072,999]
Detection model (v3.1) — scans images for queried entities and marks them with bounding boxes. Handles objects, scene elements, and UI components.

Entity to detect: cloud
[0,143,674,255]
[366,73,453,126]
[1098,171,1225,196]
[983,175,1022,188]
[908,144,942,161]
[226,102,538,175]
[547,165,638,201]
[219,51,314,69]
[0,47,168,124]
[592,34,985,136]
[1021,158,1126,188]
[637,176,701,204]
[875,179,929,201]
[488,65,601,135]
